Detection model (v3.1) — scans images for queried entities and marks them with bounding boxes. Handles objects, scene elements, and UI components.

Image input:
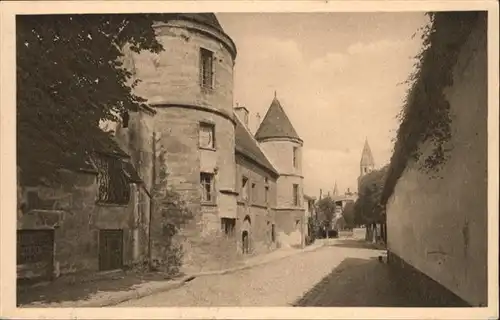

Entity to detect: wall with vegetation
[386,13,487,306]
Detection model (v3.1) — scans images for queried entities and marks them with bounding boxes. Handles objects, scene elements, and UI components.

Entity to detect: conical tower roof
[360,138,375,166]
[255,94,302,142]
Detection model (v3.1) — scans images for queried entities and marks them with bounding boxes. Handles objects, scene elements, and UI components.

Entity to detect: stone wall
[258,138,305,248]
[129,19,235,114]
[259,139,302,176]
[235,155,278,254]
[386,16,487,306]
[125,16,238,274]
[275,209,305,248]
[115,109,155,262]
[17,169,140,279]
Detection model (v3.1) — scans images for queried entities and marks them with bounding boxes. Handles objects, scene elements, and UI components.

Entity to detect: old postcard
[0,0,498,319]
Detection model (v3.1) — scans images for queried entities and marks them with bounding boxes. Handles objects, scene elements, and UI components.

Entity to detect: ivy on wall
[381,11,484,205]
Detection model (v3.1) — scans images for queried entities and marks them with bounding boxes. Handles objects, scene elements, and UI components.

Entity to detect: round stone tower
[127,14,238,241]
[255,94,305,247]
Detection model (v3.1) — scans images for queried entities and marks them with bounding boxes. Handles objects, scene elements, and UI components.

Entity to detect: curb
[79,280,186,308]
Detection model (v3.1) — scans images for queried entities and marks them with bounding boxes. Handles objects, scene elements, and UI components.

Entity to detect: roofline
[234,112,280,177]
[256,136,304,145]
[140,105,157,116]
[234,106,249,113]
[235,149,280,178]
[154,17,237,60]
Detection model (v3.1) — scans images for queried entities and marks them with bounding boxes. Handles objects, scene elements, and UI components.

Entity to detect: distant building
[303,194,316,239]
[359,138,375,180]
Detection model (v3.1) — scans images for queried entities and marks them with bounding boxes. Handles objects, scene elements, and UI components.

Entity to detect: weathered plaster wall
[126,18,238,274]
[17,170,138,278]
[235,155,278,254]
[259,139,303,176]
[130,20,234,113]
[115,110,155,261]
[386,17,487,306]
[259,140,304,210]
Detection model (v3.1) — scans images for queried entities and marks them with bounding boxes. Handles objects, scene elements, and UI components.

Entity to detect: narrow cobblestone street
[114,239,394,307]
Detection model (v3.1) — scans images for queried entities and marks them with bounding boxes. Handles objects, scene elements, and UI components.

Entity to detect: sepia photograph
[0,1,498,319]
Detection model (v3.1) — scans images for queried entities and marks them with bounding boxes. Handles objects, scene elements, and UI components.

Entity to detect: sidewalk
[18,241,326,308]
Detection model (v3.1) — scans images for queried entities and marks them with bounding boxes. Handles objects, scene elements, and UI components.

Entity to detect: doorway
[242,230,249,254]
[99,229,124,271]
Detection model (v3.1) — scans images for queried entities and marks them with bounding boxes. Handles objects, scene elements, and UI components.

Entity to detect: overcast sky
[218,12,429,198]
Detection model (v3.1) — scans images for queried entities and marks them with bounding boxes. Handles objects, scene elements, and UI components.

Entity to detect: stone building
[255,94,306,248]
[17,129,148,282]
[16,13,307,281]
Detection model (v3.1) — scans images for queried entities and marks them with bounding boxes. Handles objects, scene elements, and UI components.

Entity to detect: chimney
[234,103,249,128]
[255,112,261,133]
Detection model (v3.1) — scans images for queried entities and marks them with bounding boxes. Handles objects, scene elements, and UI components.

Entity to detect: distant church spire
[360,138,375,177]
[333,181,338,196]
[274,90,277,99]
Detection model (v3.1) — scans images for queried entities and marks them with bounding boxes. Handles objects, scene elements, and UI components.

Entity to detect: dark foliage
[17,14,173,185]
[381,12,484,205]
[342,201,356,229]
[354,166,388,225]
[316,196,337,228]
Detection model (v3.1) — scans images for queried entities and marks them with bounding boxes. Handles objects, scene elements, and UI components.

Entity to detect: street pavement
[116,238,388,307]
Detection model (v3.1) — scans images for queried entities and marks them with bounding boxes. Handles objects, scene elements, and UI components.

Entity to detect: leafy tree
[342,200,356,229]
[316,196,336,229]
[354,165,389,225]
[17,14,173,184]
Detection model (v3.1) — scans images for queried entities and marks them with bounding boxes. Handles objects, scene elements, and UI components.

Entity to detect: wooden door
[99,229,123,271]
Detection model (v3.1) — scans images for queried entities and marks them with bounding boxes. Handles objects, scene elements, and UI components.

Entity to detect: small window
[293,184,300,206]
[251,183,256,203]
[265,186,269,205]
[200,172,215,203]
[95,154,131,205]
[199,122,215,149]
[200,48,214,89]
[241,176,249,201]
[293,147,298,169]
[122,111,130,128]
[221,218,236,236]
[271,224,276,242]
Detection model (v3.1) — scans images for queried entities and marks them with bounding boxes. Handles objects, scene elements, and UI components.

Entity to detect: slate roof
[254,97,302,142]
[234,113,279,177]
[19,127,143,186]
[360,139,375,166]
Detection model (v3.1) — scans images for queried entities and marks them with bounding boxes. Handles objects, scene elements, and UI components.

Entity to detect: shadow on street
[16,271,175,306]
[293,255,471,307]
[328,238,385,250]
